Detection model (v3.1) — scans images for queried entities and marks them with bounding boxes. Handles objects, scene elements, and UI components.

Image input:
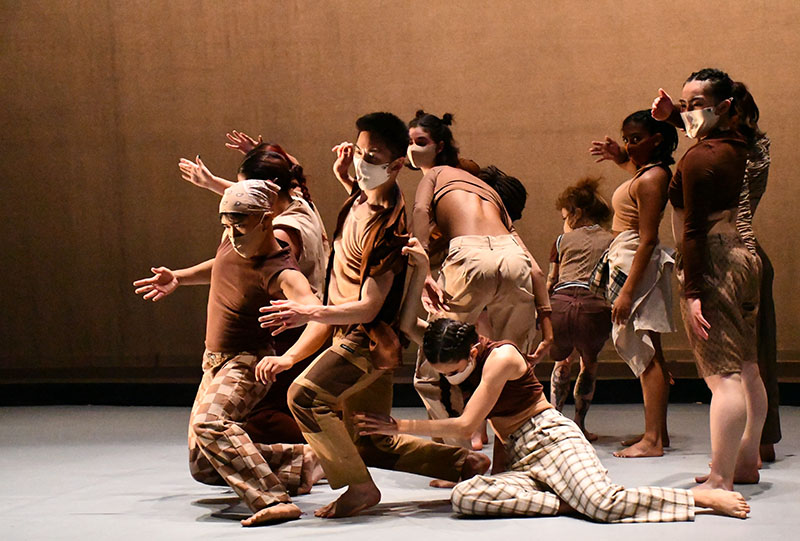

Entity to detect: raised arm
[132,258,214,302]
[225,129,263,155]
[332,142,356,193]
[611,169,668,325]
[178,156,234,195]
[589,136,637,174]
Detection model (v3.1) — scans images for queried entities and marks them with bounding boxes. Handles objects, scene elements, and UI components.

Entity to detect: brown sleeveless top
[457,336,549,440]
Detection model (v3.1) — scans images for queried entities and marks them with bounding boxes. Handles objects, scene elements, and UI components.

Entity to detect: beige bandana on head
[219,179,279,214]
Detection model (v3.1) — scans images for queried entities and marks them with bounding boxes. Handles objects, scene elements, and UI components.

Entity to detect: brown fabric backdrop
[1,0,798,382]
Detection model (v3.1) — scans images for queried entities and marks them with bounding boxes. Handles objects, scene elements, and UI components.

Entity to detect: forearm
[281,321,332,363]
[395,416,476,440]
[399,268,428,345]
[173,258,214,285]
[538,313,553,343]
[621,237,658,296]
[307,299,380,326]
[334,171,356,193]
[204,176,234,195]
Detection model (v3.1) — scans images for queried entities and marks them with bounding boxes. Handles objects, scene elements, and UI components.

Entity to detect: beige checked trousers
[188,350,306,512]
[452,408,695,523]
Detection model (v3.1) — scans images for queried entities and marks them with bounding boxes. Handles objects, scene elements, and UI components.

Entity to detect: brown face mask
[626,134,661,168]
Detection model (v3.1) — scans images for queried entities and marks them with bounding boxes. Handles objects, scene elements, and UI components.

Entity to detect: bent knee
[450,477,482,514]
[287,382,322,432]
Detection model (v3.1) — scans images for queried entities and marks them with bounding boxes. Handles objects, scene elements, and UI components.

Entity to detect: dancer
[546,178,614,441]
[652,82,780,463]
[653,68,766,490]
[254,112,489,519]
[132,179,324,526]
[179,142,328,298]
[355,239,750,522]
[589,110,679,457]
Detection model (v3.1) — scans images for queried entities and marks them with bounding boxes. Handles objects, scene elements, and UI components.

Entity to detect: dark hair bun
[415,109,426,119]
[441,113,454,126]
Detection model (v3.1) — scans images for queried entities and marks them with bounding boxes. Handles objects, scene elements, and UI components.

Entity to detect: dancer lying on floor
[355,238,750,522]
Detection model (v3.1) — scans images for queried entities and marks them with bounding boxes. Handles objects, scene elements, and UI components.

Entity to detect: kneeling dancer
[357,240,750,522]
[133,180,323,526]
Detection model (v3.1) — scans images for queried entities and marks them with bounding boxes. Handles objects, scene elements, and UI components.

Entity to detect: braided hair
[408,110,460,167]
[423,318,478,366]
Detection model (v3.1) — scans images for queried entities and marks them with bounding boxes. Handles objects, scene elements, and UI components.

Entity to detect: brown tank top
[458,337,543,419]
[205,237,297,353]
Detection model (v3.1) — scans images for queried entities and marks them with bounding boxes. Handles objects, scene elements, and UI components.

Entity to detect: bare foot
[429,479,457,488]
[695,467,759,485]
[577,425,598,442]
[621,433,670,448]
[692,488,750,519]
[298,445,326,495]
[461,451,491,480]
[760,443,776,463]
[613,438,663,458]
[314,481,380,518]
[241,502,302,527]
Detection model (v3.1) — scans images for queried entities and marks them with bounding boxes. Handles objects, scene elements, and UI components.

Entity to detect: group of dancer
[132,67,778,527]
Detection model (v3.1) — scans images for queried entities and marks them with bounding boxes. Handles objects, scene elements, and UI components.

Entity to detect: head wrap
[219,179,279,214]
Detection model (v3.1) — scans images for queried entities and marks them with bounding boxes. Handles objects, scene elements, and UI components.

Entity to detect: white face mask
[353,155,395,191]
[406,143,437,170]
[681,107,719,139]
[444,357,476,385]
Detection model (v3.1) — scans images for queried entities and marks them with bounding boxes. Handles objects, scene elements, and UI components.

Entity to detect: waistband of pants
[507,406,559,442]
[448,234,519,251]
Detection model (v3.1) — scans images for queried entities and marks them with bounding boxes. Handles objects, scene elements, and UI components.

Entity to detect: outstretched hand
[353,412,399,436]
[402,237,429,267]
[178,156,215,189]
[589,136,625,164]
[651,88,675,121]
[258,299,315,335]
[225,130,263,154]
[133,267,178,302]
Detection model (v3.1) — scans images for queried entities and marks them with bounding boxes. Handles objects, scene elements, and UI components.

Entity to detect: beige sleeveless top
[273,197,329,299]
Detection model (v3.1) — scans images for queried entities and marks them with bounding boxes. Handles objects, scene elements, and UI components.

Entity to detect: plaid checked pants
[452,408,695,523]
[188,350,305,512]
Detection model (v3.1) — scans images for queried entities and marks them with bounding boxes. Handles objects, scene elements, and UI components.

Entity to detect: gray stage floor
[1,404,798,540]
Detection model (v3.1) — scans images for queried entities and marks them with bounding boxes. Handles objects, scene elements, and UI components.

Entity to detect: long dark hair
[408,110,460,167]
[239,144,312,204]
[478,165,527,222]
[622,110,679,167]
[423,318,478,366]
[731,80,765,145]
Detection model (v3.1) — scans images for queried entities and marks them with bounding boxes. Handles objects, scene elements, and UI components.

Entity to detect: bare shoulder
[484,344,527,379]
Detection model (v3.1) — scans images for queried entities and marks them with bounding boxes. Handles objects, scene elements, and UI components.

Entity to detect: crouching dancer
[356,239,750,522]
[255,112,489,519]
[133,180,323,527]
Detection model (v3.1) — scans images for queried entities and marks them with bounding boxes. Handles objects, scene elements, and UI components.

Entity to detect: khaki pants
[288,334,468,489]
[414,235,537,443]
[188,350,306,512]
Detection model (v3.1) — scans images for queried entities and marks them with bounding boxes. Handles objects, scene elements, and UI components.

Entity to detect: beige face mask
[406,143,437,169]
[226,214,267,258]
[444,357,476,385]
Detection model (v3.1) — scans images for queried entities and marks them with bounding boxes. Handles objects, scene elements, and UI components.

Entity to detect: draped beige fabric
[1,0,797,382]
